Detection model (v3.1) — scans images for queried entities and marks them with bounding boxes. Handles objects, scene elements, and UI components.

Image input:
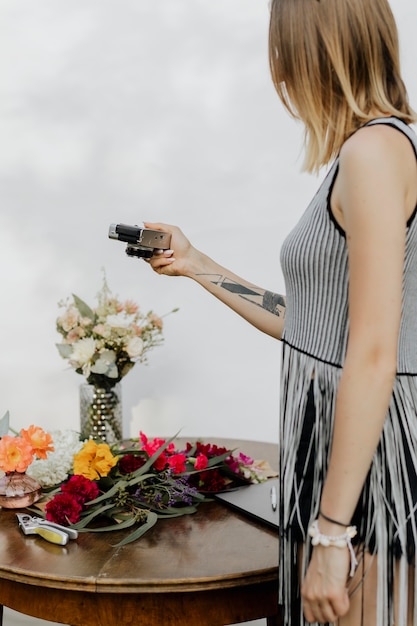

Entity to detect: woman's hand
[143,222,200,278]
[143,221,285,339]
[301,544,350,623]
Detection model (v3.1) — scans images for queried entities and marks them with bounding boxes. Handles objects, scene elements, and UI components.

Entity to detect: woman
[145,0,417,623]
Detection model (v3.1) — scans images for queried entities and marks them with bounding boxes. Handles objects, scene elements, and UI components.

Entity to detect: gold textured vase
[79,383,122,444]
[0,472,42,509]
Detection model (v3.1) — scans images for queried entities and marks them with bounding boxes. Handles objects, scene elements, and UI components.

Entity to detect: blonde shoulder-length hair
[269,0,417,172]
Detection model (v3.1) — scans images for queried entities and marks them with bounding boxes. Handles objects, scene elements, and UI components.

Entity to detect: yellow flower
[73,440,118,480]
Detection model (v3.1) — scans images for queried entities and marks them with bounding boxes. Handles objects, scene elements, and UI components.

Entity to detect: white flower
[125,336,144,358]
[27,430,84,488]
[71,337,96,366]
[58,306,80,332]
[106,313,134,329]
[91,349,118,378]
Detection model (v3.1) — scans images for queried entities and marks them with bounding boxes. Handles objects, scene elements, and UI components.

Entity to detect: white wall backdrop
[1,0,417,444]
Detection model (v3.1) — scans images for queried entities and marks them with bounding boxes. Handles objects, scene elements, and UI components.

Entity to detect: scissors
[16,513,78,546]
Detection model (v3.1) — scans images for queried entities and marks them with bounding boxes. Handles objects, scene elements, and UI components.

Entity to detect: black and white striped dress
[279,117,417,626]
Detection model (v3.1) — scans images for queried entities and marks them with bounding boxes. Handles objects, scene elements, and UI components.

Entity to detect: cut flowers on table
[0,412,54,475]
[55,273,177,389]
[32,431,273,546]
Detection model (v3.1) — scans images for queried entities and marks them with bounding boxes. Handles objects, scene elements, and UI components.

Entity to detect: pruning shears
[16,513,78,546]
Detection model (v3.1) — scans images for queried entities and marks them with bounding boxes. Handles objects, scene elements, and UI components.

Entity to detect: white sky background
[1,0,416,443]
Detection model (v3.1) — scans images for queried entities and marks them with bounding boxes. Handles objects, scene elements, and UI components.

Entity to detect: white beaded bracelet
[308,519,358,577]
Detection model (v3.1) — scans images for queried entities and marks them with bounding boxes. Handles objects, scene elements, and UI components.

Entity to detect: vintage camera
[108,223,171,259]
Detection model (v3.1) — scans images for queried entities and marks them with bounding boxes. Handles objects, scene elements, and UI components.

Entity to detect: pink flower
[66,327,85,343]
[93,324,107,337]
[167,453,187,474]
[139,432,175,471]
[124,300,139,314]
[148,313,163,330]
[195,454,208,471]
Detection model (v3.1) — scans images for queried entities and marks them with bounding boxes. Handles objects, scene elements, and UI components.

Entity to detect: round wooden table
[0,439,281,626]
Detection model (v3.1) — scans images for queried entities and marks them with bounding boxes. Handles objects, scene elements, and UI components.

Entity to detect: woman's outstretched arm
[144,222,285,340]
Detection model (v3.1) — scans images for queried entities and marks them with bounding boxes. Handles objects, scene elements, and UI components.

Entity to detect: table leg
[266,608,283,626]
[0,604,3,626]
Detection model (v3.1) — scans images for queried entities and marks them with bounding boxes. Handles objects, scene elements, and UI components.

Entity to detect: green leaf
[207,449,235,467]
[126,472,156,488]
[86,480,128,506]
[0,411,9,437]
[78,515,138,534]
[111,447,146,457]
[155,505,198,517]
[112,511,158,547]
[73,502,116,528]
[72,294,95,320]
[127,432,180,479]
[56,343,73,358]
[186,444,197,457]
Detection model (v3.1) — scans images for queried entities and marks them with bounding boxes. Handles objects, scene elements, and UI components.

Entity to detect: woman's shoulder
[339,119,416,177]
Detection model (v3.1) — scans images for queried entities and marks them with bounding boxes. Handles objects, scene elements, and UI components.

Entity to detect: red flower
[187,441,229,458]
[118,454,146,475]
[45,492,82,525]
[167,453,187,474]
[139,432,174,471]
[61,475,99,504]
[194,453,208,470]
[190,469,226,492]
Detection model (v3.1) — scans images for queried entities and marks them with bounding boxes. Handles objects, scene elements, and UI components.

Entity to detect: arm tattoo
[198,274,286,318]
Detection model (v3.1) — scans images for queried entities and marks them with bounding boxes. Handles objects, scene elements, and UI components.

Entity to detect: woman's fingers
[301,546,351,623]
[303,598,339,623]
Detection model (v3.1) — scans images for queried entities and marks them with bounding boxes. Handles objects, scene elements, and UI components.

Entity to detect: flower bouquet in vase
[56,275,175,443]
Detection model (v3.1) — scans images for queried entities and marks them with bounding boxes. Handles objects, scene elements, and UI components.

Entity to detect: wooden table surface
[0,438,281,626]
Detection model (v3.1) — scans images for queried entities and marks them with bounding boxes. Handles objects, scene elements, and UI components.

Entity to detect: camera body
[109,223,171,259]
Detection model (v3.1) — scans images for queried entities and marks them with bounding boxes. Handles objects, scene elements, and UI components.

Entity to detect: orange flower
[73,440,118,480]
[0,435,34,473]
[20,425,54,460]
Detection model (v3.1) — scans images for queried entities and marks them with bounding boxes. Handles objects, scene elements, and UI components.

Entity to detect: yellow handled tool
[16,513,78,546]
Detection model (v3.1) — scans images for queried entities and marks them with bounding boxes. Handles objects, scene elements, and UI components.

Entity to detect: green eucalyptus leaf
[78,515,137,534]
[155,505,198,517]
[73,502,116,528]
[56,344,73,358]
[0,411,10,437]
[112,511,158,547]
[126,472,156,487]
[72,294,95,320]
[86,480,128,506]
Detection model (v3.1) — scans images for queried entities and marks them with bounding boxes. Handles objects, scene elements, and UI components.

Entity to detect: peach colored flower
[0,435,34,473]
[73,440,118,480]
[124,300,139,315]
[93,323,108,337]
[58,306,80,332]
[132,323,143,336]
[66,327,85,343]
[148,313,163,330]
[20,425,54,460]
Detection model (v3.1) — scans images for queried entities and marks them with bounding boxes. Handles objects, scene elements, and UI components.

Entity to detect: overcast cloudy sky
[1,0,416,443]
